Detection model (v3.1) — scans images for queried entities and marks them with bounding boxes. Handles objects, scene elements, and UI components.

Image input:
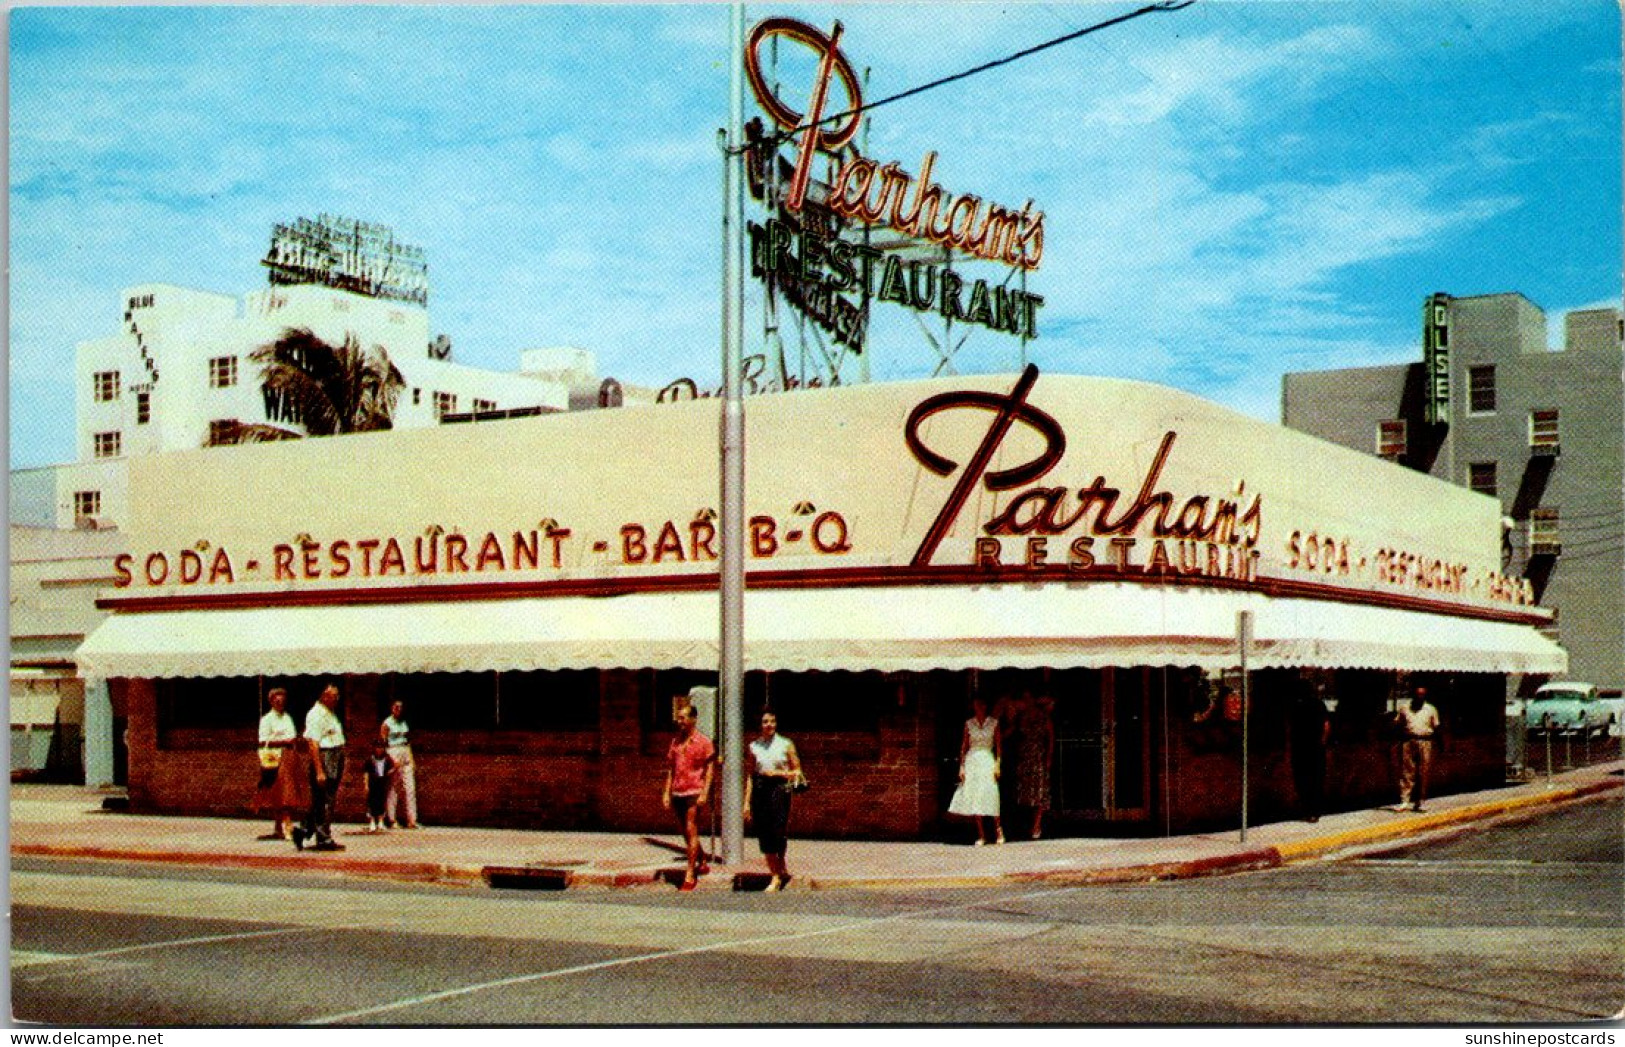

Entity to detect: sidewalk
[10,762,1621,892]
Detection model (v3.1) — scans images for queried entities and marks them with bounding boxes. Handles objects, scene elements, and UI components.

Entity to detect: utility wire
[757,1,1198,148]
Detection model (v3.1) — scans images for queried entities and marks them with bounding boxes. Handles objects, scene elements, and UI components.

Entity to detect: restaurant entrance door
[1051,667,1149,823]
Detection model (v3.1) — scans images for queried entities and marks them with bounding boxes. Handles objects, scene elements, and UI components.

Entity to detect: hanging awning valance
[74,581,1565,680]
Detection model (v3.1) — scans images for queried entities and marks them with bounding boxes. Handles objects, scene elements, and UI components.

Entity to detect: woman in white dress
[947,695,1004,845]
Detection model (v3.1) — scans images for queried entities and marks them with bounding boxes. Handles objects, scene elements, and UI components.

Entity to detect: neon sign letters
[745,18,1045,269]
[744,16,1046,342]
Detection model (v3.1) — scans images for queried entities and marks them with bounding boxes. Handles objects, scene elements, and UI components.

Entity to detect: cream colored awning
[75,582,1566,679]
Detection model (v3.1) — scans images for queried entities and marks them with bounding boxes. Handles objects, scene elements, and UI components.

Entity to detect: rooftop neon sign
[745,17,1045,272]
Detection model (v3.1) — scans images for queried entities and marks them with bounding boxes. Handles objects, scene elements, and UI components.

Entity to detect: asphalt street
[11,794,1623,1025]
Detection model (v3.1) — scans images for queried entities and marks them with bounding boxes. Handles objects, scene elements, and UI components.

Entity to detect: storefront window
[385,670,600,732]
[756,670,887,733]
[389,672,497,730]
[496,670,600,731]
[1331,669,1401,738]
[156,677,261,740]
[638,669,884,735]
[642,668,721,733]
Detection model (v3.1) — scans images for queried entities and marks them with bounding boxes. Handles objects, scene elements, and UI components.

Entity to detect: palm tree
[212,328,406,445]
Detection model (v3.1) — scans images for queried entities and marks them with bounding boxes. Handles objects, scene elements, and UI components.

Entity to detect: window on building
[434,391,457,419]
[473,398,497,414]
[388,672,497,730]
[136,391,151,425]
[495,670,601,730]
[382,670,602,733]
[1468,365,1496,414]
[756,670,888,732]
[208,356,238,389]
[641,668,724,733]
[1468,462,1498,498]
[93,431,122,459]
[1529,409,1560,454]
[1529,508,1560,555]
[1376,420,1407,459]
[156,676,264,739]
[93,370,120,402]
[412,388,421,406]
[207,419,239,446]
[73,491,101,519]
[637,669,883,735]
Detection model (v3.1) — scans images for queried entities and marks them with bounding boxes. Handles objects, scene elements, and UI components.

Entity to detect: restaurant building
[76,368,1565,838]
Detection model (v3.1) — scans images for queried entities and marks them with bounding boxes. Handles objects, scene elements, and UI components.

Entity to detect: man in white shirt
[1395,687,1442,813]
[294,683,347,852]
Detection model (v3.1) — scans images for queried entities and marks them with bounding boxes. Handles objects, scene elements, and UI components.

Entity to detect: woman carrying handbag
[744,710,803,892]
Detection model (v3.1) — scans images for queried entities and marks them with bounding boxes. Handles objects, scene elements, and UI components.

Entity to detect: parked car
[1600,689,1625,738]
[1525,682,1616,738]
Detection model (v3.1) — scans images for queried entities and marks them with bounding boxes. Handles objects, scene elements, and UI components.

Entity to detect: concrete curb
[13,776,1617,892]
[10,843,489,886]
[1269,778,1621,864]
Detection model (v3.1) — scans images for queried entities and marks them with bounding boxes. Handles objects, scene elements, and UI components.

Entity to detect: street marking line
[303,883,1083,1025]
[12,925,323,969]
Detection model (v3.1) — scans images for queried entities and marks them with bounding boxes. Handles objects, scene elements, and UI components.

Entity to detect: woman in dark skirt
[744,711,802,892]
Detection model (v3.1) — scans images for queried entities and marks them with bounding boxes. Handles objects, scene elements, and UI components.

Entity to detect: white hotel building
[53,279,601,531]
[10,217,620,783]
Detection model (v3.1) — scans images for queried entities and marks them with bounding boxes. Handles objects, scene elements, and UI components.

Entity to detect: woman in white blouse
[254,688,299,840]
[744,710,802,892]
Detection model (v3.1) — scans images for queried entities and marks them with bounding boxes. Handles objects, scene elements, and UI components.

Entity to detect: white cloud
[1084,23,1378,128]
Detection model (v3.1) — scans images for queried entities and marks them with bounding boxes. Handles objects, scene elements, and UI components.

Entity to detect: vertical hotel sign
[1422,292,1451,425]
[743,18,1046,340]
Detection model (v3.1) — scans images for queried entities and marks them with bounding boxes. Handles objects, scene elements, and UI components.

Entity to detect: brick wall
[124,668,945,838]
[119,667,1508,838]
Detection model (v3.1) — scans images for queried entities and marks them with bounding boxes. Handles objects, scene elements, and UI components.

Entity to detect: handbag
[790,769,810,794]
[258,746,283,770]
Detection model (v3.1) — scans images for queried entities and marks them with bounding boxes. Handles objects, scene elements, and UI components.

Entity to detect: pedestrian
[1394,686,1442,812]
[294,682,347,852]
[948,695,1004,845]
[253,687,300,840]
[362,740,397,832]
[380,699,419,829]
[744,710,802,892]
[1015,690,1055,839]
[1290,684,1331,822]
[662,698,715,891]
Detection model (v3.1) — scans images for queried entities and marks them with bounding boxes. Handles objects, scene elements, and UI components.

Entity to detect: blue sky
[9,2,1621,469]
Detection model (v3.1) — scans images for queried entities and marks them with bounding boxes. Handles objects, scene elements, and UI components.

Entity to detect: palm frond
[250,326,404,437]
[204,421,302,447]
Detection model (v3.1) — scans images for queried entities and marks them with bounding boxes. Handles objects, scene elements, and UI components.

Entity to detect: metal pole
[1238,610,1253,843]
[718,2,748,866]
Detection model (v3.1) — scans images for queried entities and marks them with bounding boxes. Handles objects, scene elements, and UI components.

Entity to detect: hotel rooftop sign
[263,213,429,307]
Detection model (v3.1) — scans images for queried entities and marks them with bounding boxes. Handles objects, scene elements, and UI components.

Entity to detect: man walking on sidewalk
[662,700,715,891]
[295,683,347,852]
[1395,687,1441,813]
